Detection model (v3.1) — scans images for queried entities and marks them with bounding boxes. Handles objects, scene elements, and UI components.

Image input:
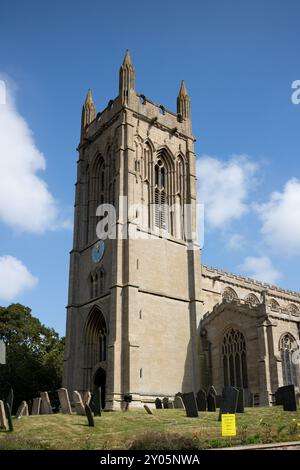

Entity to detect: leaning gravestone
[83,391,92,406]
[73,391,86,416]
[181,392,198,418]
[236,388,245,413]
[31,397,41,415]
[282,385,297,412]
[40,392,53,414]
[92,386,102,416]
[6,388,14,414]
[58,388,72,414]
[4,402,13,432]
[155,398,162,409]
[0,400,8,430]
[174,395,184,409]
[85,404,95,427]
[144,405,153,415]
[207,393,216,412]
[16,401,27,419]
[196,389,207,411]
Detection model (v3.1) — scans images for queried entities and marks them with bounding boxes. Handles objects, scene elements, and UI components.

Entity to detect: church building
[63,51,300,408]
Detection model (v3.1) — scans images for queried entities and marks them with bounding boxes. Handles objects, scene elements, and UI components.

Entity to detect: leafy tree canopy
[0,303,64,413]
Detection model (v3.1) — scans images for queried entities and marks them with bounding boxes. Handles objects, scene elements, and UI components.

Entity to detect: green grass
[0,407,300,450]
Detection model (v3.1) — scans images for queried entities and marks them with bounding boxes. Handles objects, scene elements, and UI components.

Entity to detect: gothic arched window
[279,333,299,386]
[269,299,280,310]
[288,304,299,316]
[87,154,106,243]
[222,328,248,388]
[154,158,167,230]
[222,287,238,302]
[245,293,260,307]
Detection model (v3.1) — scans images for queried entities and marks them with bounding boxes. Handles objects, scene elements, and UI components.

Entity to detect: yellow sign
[221,414,236,437]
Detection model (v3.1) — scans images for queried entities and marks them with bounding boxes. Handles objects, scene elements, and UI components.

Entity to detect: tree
[0,303,64,413]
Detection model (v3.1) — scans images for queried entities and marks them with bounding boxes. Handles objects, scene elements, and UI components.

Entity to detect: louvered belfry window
[154,159,167,230]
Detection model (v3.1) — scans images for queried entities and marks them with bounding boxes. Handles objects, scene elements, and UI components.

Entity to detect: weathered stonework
[63,52,300,409]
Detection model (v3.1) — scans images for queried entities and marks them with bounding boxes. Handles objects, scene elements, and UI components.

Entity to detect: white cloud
[240,255,281,284]
[256,178,300,255]
[0,255,38,301]
[197,155,258,229]
[0,78,69,233]
[227,233,246,251]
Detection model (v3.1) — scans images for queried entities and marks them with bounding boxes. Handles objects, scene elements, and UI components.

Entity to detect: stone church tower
[63,51,202,409]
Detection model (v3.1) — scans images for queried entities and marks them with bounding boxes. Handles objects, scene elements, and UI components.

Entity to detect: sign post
[221,413,237,437]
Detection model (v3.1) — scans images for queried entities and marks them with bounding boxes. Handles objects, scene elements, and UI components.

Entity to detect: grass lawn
[0,407,300,450]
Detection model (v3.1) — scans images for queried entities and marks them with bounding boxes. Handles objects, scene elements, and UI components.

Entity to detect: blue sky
[0,0,299,335]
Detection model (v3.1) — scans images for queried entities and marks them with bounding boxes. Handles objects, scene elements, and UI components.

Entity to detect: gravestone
[73,391,86,416]
[92,386,102,416]
[85,404,94,427]
[16,401,27,419]
[207,393,216,412]
[4,402,13,431]
[216,395,222,408]
[0,339,6,364]
[24,402,29,416]
[207,385,217,397]
[83,391,91,406]
[58,388,72,414]
[168,401,174,409]
[40,392,53,414]
[31,397,41,415]
[219,386,239,421]
[174,395,184,409]
[244,390,254,407]
[123,394,132,411]
[0,400,8,430]
[196,389,207,411]
[282,385,297,412]
[144,405,153,415]
[181,392,198,418]
[155,398,162,409]
[275,387,284,406]
[236,388,245,413]
[162,397,169,409]
[6,388,14,414]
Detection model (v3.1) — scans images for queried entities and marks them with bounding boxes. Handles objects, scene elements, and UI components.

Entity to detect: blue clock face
[92,240,105,263]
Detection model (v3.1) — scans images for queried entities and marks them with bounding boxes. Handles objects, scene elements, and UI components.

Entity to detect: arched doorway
[94,367,106,409]
[85,306,107,405]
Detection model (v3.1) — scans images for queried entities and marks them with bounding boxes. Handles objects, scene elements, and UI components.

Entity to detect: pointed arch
[245,293,260,307]
[85,305,108,369]
[222,287,238,302]
[279,333,299,386]
[153,147,175,232]
[87,153,106,242]
[269,298,280,310]
[288,304,299,315]
[222,327,248,388]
